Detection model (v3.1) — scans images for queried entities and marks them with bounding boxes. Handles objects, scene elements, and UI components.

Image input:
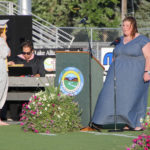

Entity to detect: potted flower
[20,81,82,133]
[126,134,150,150]
[140,108,150,131]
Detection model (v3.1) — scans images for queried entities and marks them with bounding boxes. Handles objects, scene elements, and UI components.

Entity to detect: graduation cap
[0,19,9,34]
[0,19,9,29]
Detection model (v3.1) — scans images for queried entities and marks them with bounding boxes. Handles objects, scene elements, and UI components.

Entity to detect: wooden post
[121,0,127,20]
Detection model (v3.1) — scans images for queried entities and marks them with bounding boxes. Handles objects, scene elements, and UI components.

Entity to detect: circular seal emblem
[44,58,56,72]
[58,67,84,96]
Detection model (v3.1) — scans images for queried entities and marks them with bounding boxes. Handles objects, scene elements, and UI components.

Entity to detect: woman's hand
[8,61,15,66]
[143,72,150,82]
[142,42,150,82]
[1,32,7,41]
[34,74,40,77]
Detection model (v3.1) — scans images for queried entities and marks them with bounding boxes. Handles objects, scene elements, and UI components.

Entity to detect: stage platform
[7,77,55,101]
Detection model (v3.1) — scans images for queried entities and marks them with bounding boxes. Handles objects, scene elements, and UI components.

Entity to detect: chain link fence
[60,27,150,43]
[59,27,150,61]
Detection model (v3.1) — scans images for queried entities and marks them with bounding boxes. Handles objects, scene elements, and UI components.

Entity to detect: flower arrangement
[126,109,150,150]
[126,134,150,150]
[20,83,82,133]
[140,108,150,130]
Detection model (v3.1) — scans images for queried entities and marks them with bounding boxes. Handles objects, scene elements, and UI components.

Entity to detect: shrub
[20,84,81,133]
[126,134,150,150]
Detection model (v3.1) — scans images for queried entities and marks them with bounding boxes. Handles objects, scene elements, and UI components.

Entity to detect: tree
[32,0,121,27]
[4,0,121,27]
[134,0,150,28]
[32,0,80,26]
[78,0,120,27]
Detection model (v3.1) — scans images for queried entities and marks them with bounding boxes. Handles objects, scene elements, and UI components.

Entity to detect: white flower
[45,83,49,86]
[45,107,47,111]
[140,118,143,123]
[42,95,47,101]
[29,97,32,101]
[58,107,61,110]
[40,111,42,115]
[47,104,50,107]
[61,113,64,116]
[146,117,150,122]
[50,94,55,99]
[57,115,61,118]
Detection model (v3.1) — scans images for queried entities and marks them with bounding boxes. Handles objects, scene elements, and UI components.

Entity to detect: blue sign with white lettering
[103,52,113,65]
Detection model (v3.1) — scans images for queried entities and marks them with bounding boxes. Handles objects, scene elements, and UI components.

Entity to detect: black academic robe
[14,54,45,77]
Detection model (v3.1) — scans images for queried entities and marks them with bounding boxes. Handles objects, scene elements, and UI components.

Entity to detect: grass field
[0,125,148,150]
[0,86,150,150]
[148,87,150,107]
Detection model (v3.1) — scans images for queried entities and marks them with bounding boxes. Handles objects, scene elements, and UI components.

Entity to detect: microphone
[79,17,88,24]
[110,37,121,46]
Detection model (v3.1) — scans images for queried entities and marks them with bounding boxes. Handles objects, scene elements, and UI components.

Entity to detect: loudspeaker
[0,15,32,59]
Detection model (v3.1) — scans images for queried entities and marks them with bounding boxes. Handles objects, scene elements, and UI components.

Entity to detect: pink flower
[138,142,143,146]
[28,101,32,105]
[32,112,36,115]
[34,96,37,99]
[46,130,50,134]
[133,139,137,143]
[126,148,131,150]
[147,112,150,115]
[22,103,26,107]
[52,104,55,107]
[137,135,142,140]
[146,143,150,147]
[145,122,148,126]
[50,120,54,124]
[20,113,24,117]
[44,124,47,128]
[146,139,150,142]
[26,105,29,109]
[23,110,26,113]
[38,102,42,106]
[34,129,39,133]
[131,143,136,148]
[20,122,24,126]
[20,116,26,120]
[57,93,61,96]
[144,147,149,150]
[24,129,28,132]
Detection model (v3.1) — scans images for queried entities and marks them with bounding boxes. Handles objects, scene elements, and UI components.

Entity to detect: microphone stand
[108,50,123,132]
[82,20,92,121]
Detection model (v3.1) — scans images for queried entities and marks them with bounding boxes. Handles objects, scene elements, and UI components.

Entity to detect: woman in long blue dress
[91,16,150,131]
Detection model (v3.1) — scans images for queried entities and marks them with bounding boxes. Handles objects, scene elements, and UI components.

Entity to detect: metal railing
[0,1,75,48]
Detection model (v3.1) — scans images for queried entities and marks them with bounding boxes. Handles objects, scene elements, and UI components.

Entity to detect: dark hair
[21,40,33,51]
[123,16,138,38]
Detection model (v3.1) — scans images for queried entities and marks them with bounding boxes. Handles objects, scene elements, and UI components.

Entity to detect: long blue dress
[92,35,150,128]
